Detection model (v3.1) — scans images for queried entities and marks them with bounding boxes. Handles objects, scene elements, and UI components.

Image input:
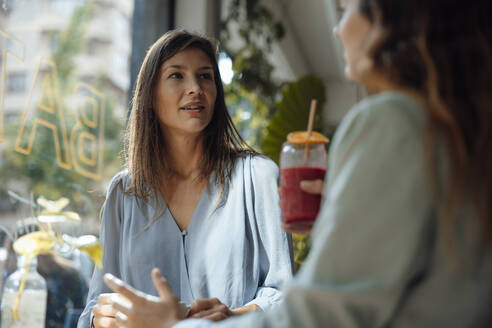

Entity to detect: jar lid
[287,131,329,144]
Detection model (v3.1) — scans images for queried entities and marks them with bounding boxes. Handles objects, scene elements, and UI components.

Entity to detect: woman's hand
[281,179,324,235]
[188,298,235,321]
[92,293,117,328]
[103,269,182,328]
[92,293,119,328]
[299,179,324,195]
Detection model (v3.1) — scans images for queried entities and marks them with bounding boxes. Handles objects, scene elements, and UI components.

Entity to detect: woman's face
[334,0,372,81]
[154,47,217,138]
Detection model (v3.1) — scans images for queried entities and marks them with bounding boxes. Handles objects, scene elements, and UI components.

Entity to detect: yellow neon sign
[0,30,25,144]
[71,83,105,180]
[15,57,72,170]
[1,29,107,181]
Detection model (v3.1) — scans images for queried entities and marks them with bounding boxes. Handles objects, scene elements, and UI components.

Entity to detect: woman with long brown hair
[77,30,293,328]
[100,0,492,327]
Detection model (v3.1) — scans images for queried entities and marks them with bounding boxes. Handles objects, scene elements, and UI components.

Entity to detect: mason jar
[279,141,327,226]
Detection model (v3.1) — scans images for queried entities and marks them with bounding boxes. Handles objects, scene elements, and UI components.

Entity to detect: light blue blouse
[176,92,492,328]
[77,155,293,328]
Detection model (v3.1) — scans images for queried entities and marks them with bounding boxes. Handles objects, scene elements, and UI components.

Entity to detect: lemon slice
[287,131,329,144]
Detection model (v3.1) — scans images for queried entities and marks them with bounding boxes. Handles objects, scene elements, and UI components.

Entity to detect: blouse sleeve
[77,172,125,328]
[173,93,433,328]
[244,156,294,311]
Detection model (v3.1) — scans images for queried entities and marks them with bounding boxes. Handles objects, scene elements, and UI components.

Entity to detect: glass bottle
[1,255,47,328]
[279,142,327,226]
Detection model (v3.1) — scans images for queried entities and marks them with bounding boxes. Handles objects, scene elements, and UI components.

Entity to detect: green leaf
[262,75,326,164]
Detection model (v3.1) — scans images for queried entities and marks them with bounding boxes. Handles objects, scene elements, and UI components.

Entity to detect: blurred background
[0,0,364,253]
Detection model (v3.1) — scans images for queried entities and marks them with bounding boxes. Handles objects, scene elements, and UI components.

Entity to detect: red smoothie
[280,166,326,224]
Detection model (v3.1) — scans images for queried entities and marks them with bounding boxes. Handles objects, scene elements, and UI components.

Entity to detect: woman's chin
[344,66,359,82]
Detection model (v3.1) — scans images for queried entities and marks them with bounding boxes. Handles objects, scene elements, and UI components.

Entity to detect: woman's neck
[163,132,205,180]
[363,71,397,94]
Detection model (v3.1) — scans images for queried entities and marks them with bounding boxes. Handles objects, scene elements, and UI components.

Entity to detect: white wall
[175,0,218,37]
[265,0,363,126]
[323,80,363,126]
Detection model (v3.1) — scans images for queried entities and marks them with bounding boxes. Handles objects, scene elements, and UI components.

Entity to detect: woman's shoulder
[236,154,279,176]
[333,91,428,148]
[351,91,426,127]
[105,170,130,197]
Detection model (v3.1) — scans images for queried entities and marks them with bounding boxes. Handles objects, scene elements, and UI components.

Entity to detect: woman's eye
[199,73,213,80]
[169,72,182,79]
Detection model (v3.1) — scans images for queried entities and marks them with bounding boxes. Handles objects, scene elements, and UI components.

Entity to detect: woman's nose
[187,77,203,95]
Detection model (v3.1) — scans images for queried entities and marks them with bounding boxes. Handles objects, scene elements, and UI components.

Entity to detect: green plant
[220,0,285,111]
[220,0,286,150]
[263,75,327,164]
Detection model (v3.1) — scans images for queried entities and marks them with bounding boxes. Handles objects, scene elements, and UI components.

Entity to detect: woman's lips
[180,105,205,111]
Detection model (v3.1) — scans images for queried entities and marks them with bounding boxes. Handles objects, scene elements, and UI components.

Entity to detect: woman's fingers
[202,312,228,322]
[104,273,143,303]
[114,310,129,327]
[152,268,176,301]
[190,304,232,320]
[92,294,119,328]
[92,316,118,328]
[190,305,227,318]
[103,270,182,327]
[299,179,324,194]
[188,298,233,322]
[92,303,117,318]
[189,298,219,315]
[97,293,117,305]
[189,298,233,321]
[111,294,133,314]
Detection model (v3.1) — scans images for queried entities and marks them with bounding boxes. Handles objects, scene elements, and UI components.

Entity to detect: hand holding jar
[279,130,329,234]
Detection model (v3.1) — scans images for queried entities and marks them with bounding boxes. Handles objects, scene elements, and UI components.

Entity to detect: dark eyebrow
[161,65,214,72]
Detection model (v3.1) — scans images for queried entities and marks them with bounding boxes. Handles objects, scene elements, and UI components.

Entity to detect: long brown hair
[358,0,492,249]
[125,29,256,203]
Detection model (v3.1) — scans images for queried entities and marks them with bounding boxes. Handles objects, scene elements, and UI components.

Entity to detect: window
[50,0,85,16]
[0,0,133,238]
[2,0,16,13]
[51,32,59,51]
[6,72,26,93]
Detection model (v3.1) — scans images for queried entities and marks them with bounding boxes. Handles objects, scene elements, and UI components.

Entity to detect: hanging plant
[220,0,285,113]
